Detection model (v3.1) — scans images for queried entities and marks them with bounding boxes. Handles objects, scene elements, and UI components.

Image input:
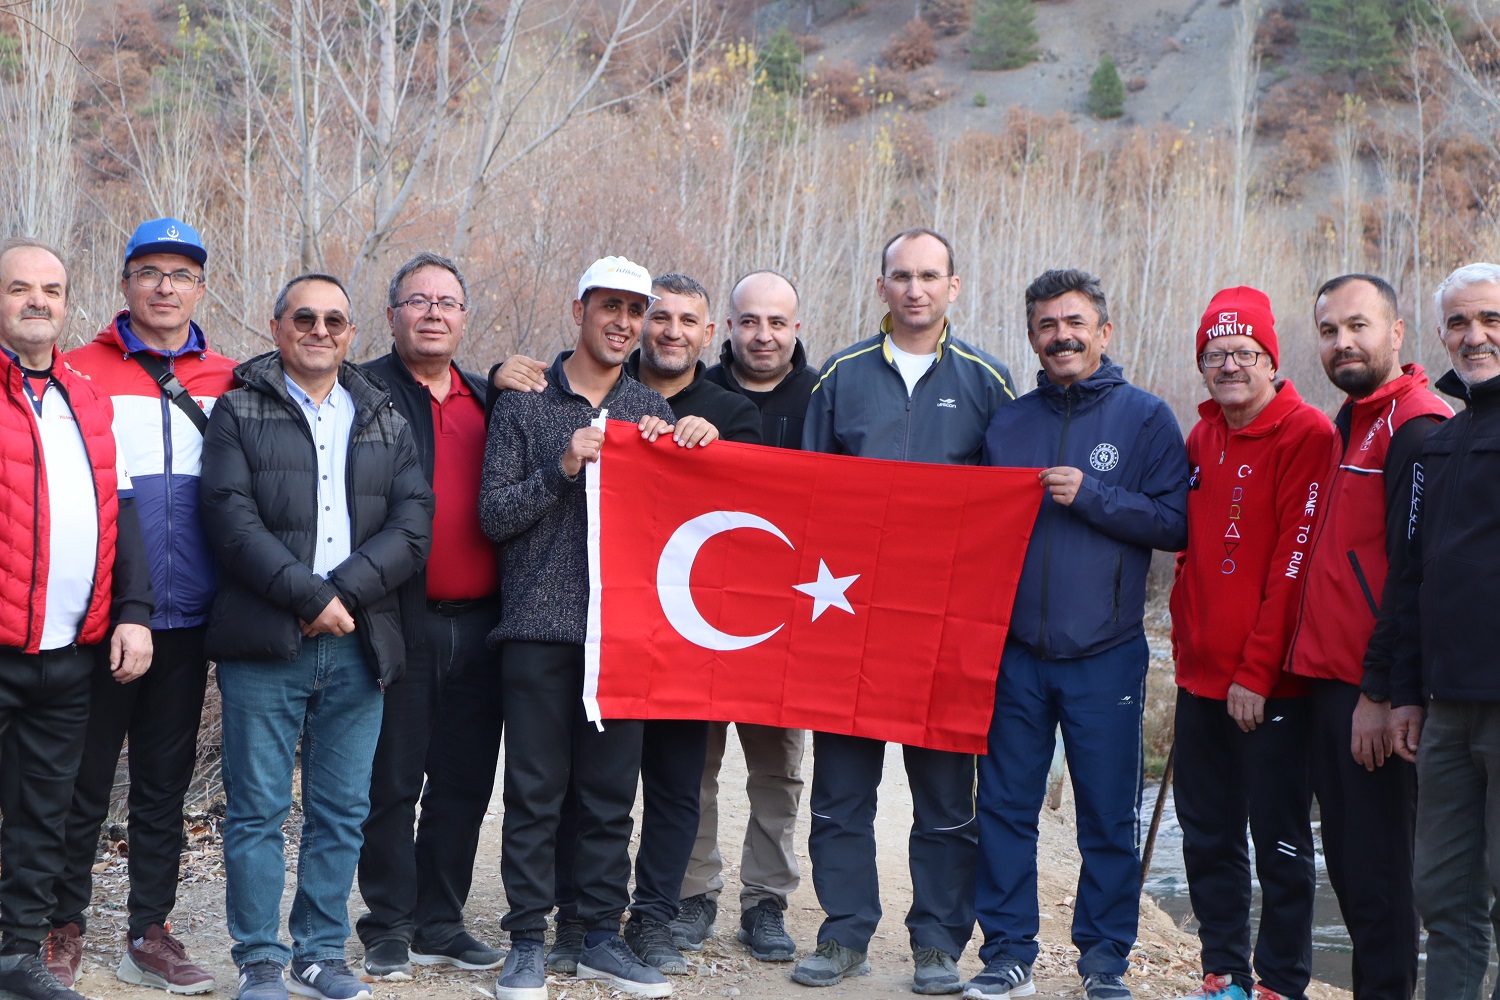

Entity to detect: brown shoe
[116,924,215,995]
[44,923,83,988]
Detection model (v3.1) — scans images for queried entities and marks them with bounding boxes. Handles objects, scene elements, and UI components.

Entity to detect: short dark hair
[0,236,69,296]
[653,272,710,310]
[274,272,352,320]
[1024,268,1109,328]
[881,228,956,276]
[729,269,801,311]
[1314,273,1398,320]
[388,250,468,308]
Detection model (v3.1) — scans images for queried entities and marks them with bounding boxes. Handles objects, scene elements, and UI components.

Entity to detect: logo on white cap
[577,255,654,305]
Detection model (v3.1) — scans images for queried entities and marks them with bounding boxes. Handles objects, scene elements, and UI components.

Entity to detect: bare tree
[1228,0,1261,269]
[0,0,82,242]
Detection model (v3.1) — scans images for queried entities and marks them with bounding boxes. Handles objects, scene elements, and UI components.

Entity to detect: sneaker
[43,924,83,989]
[963,955,1035,999]
[669,894,716,951]
[118,924,216,995]
[1084,972,1133,1000]
[361,938,412,980]
[495,938,546,1000]
[1180,974,1248,1000]
[790,940,870,987]
[287,959,372,1000]
[738,899,796,962]
[912,946,962,994]
[576,935,672,998]
[1252,987,1293,1000]
[624,917,689,975]
[545,920,585,975]
[237,961,289,1000]
[410,929,502,970]
[0,953,87,1000]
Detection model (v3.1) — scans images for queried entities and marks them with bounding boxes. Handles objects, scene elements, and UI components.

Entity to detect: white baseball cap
[576,255,656,309]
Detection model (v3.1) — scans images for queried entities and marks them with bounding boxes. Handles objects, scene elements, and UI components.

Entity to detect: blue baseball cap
[124,217,207,267]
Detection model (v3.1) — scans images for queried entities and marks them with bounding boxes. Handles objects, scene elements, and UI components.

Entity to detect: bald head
[727,270,801,390]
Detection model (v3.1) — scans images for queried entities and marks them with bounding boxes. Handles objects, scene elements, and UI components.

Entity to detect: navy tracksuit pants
[975,637,1147,977]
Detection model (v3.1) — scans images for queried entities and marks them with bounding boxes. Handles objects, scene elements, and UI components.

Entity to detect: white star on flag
[792,559,860,621]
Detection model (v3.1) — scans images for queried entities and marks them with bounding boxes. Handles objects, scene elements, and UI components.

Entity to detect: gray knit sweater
[481,351,674,646]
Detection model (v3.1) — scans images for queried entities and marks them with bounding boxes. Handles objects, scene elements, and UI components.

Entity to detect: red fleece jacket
[1171,380,1336,700]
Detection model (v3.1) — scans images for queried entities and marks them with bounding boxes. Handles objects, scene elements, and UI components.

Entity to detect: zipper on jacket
[160,360,176,626]
[1346,550,1379,617]
[26,416,41,649]
[1112,551,1122,623]
[1036,387,1076,658]
[775,415,788,448]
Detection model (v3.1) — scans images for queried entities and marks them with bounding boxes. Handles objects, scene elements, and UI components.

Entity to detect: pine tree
[1087,54,1125,119]
[759,26,804,95]
[969,0,1039,71]
[1301,0,1400,89]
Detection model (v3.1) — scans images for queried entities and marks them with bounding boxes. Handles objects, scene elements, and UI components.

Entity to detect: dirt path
[73,739,1347,999]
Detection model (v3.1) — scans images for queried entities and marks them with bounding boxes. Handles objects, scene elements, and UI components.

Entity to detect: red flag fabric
[584,419,1043,753]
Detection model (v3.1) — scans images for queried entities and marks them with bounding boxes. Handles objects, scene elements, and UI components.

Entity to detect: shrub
[970,0,1039,70]
[921,0,974,37]
[1087,53,1125,119]
[973,90,988,107]
[883,18,938,71]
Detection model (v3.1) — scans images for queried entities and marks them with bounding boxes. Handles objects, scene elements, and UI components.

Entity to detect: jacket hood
[95,310,208,357]
[1195,378,1307,438]
[714,337,809,388]
[1033,357,1127,412]
[1436,367,1500,405]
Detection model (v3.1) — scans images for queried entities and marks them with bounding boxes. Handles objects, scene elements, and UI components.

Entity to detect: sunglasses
[283,309,350,335]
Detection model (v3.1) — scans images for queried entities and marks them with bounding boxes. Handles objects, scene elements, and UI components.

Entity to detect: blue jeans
[975,637,1147,977]
[218,633,383,967]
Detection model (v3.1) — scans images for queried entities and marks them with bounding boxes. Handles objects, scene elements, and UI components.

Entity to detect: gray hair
[1434,263,1500,329]
[653,272,711,310]
[1024,268,1109,328]
[387,251,468,308]
[0,236,69,296]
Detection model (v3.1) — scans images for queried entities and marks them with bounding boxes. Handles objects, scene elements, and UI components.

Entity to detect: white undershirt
[886,337,936,396]
[33,384,101,649]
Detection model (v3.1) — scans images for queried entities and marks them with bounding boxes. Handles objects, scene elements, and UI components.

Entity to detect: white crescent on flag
[655,510,792,651]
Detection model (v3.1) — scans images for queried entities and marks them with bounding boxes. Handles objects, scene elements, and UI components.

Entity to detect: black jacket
[703,338,818,449]
[625,353,762,444]
[1384,369,1500,705]
[363,350,495,638]
[200,352,434,685]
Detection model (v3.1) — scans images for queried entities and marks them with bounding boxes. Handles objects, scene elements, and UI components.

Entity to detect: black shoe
[0,953,87,1000]
[411,929,503,970]
[576,935,672,998]
[737,898,796,962]
[669,894,716,952]
[546,920,586,975]
[361,938,412,980]
[624,916,689,975]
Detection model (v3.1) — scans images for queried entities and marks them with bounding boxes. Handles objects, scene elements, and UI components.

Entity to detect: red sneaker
[43,923,82,988]
[116,924,215,995]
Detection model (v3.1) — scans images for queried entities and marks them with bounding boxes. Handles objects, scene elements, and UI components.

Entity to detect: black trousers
[1174,689,1315,998]
[0,643,94,953]
[556,718,710,927]
[357,600,499,948]
[1309,679,1419,1000]
[499,641,642,937]
[52,628,208,939]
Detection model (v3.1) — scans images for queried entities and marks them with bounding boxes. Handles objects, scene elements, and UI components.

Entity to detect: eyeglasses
[1199,349,1267,368]
[281,309,351,335]
[395,295,466,314]
[883,270,953,287]
[125,267,204,291]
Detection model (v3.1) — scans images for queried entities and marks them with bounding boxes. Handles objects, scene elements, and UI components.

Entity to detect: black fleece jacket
[703,339,818,450]
[625,353,762,445]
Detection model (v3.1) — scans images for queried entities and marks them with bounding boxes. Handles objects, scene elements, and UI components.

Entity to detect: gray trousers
[1414,699,1500,1000]
[679,723,805,911]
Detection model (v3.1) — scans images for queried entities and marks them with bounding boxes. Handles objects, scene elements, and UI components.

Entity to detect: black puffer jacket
[200,352,434,685]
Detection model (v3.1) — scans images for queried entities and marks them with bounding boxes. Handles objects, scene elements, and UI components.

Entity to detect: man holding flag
[792,228,1017,995]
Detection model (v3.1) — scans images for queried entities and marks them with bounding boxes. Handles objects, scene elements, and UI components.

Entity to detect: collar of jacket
[2,344,60,389]
[624,350,706,399]
[1436,366,1500,406]
[1197,376,1308,438]
[1034,356,1127,398]
[234,350,392,423]
[877,314,951,362]
[1343,362,1433,414]
[100,310,208,358]
[547,349,640,408]
[714,337,810,390]
[372,346,485,398]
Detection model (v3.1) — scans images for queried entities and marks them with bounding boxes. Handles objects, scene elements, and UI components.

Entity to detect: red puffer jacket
[1172,380,1336,700]
[0,351,122,652]
[1285,365,1451,686]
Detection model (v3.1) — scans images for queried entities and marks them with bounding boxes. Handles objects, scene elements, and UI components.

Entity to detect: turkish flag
[584,420,1043,753]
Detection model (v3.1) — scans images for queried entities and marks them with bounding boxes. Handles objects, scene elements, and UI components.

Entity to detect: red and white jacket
[0,349,136,652]
[1285,364,1451,687]
[1172,380,1336,700]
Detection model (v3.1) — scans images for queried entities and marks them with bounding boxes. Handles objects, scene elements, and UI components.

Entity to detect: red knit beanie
[1196,286,1279,370]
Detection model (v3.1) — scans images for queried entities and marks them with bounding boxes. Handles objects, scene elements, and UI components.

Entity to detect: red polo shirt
[426,369,499,600]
